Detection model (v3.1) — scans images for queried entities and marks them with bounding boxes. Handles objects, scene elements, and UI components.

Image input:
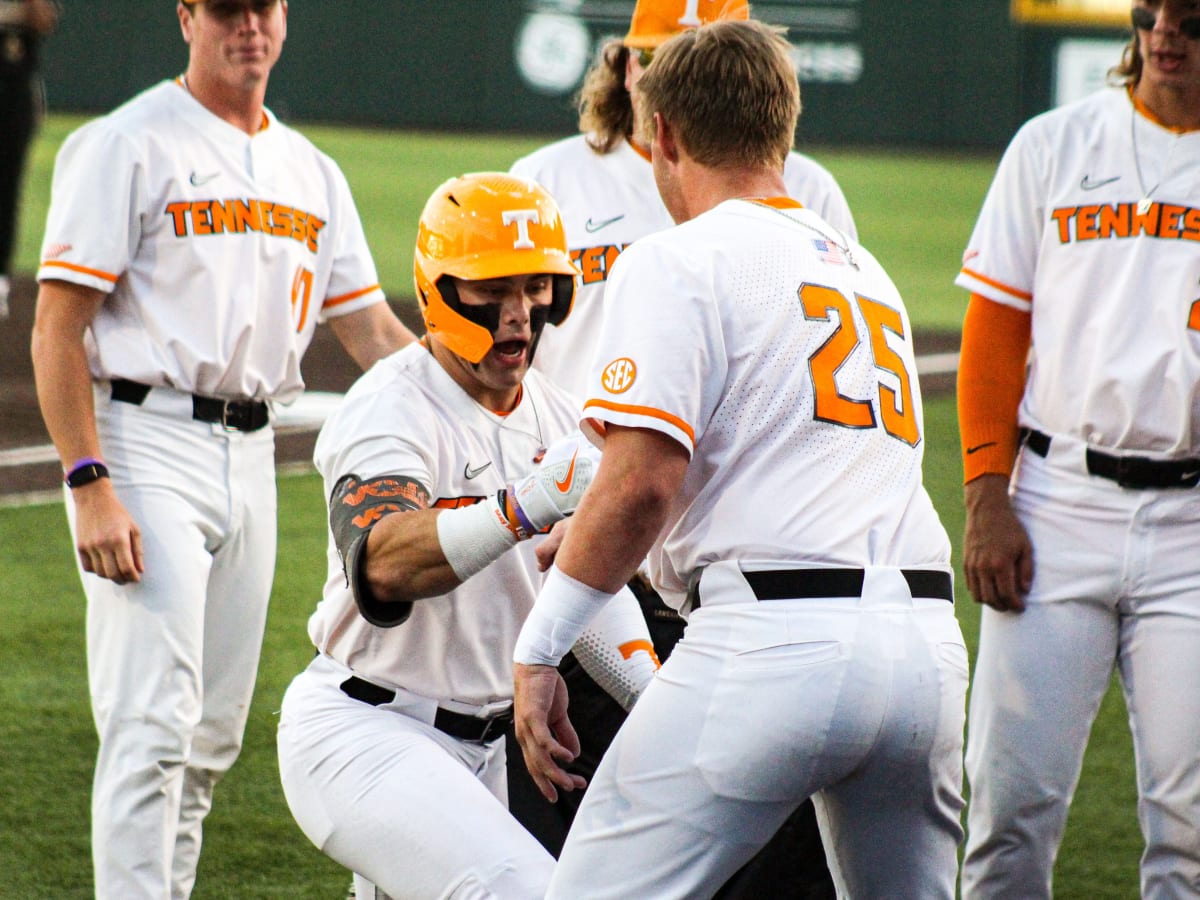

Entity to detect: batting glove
[504,431,602,538]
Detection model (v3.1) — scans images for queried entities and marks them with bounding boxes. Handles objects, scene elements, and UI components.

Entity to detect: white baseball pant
[545,561,968,900]
[277,654,554,899]
[963,435,1200,899]
[71,383,277,900]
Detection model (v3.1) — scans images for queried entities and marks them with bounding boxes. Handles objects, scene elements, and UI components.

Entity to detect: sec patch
[601,357,637,394]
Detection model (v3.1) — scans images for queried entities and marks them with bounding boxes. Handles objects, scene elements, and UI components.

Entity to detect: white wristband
[436,493,518,582]
[513,565,613,666]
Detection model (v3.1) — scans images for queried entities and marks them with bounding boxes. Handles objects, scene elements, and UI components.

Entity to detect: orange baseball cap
[623,0,750,49]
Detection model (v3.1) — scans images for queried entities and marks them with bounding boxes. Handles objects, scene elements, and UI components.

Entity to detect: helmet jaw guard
[414,173,578,364]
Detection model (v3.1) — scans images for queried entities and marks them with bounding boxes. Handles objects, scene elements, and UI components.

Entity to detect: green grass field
[0,117,1143,896]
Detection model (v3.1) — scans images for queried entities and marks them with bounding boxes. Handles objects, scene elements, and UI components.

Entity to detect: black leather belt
[1022,428,1200,490]
[339,676,513,744]
[111,378,269,433]
[689,567,953,610]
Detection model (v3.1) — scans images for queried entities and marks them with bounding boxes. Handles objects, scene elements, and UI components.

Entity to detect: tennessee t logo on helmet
[623,0,750,49]
[413,173,578,364]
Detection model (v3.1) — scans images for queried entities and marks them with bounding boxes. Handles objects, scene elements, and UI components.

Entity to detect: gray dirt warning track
[0,274,960,503]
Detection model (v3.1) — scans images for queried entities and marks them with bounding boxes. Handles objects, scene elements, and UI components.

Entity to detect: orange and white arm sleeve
[957,293,1032,484]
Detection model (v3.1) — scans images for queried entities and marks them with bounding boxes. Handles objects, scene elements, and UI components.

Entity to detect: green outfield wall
[39,1,1127,150]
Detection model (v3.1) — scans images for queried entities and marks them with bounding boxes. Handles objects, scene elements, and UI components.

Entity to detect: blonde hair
[636,20,800,170]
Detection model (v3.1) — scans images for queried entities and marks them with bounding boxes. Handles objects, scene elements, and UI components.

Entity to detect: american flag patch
[813,239,846,266]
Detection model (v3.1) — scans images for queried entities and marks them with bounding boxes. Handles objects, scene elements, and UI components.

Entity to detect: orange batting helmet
[624,0,750,49]
[414,173,577,364]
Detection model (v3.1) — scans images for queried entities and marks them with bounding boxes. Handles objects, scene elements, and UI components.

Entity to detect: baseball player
[276,172,658,900]
[507,6,852,890]
[511,0,856,402]
[29,2,413,897]
[512,20,967,900]
[955,2,1200,896]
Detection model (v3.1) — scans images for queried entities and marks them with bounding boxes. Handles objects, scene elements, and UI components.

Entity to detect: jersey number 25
[800,283,920,447]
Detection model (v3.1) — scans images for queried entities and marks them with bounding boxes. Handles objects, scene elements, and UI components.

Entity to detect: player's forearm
[328,302,417,371]
[556,426,685,593]
[31,282,106,472]
[362,509,465,603]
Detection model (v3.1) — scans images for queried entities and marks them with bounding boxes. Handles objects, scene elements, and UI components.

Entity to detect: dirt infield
[0,274,958,501]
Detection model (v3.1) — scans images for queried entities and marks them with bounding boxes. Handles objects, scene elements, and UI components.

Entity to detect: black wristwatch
[65,460,110,489]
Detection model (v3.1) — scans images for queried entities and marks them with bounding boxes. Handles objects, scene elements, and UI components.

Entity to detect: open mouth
[492,339,528,362]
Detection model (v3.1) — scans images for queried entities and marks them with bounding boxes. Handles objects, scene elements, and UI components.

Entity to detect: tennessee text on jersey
[165,198,327,252]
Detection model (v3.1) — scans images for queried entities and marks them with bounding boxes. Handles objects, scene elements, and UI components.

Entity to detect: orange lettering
[165,202,191,236]
[1051,207,1076,243]
[351,503,403,529]
[271,204,293,237]
[306,216,325,253]
[210,200,236,234]
[191,201,213,236]
[236,199,262,234]
[1184,209,1200,241]
[1160,204,1185,239]
[580,246,606,284]
[1075,205,1099,241]
[1098,203,1129,239]
[1131,203,1158,236]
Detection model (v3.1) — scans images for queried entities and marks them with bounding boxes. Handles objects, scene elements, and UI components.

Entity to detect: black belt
[1022,428,1200,490]
[111,378,269,433]
[339,676,513,744]
[689,567,953,610]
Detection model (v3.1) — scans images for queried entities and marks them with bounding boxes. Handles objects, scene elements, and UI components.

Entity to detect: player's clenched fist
[504,431,601,537]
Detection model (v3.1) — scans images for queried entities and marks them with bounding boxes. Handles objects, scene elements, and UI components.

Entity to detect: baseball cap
[623,0,750,49]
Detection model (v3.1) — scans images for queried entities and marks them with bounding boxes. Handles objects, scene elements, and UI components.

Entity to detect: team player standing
[30,1,413,896]
[513,20,967,899]
[955,0,1200,895]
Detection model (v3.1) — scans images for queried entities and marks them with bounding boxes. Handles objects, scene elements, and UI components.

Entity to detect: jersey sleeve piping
[39,260,120,283]
[957,266,1032,308]
[583,397,695,448]
[324,283,383,309]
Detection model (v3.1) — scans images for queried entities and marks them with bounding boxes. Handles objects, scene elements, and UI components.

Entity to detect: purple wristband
[66,456,105,479]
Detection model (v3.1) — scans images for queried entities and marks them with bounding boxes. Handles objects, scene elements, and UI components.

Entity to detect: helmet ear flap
[548,273,575,327]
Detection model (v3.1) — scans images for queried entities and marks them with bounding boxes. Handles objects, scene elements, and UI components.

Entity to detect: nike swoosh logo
[189,171,221,187]
[554,449,579,493]
[464,461,492,479]
[585,214,625,233]
[1080,175,1120,190]
[966,442,997,455]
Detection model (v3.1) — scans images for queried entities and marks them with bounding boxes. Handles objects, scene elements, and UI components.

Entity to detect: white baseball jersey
[38,79,386,404]
[580,198,949,609]
[309,343,583,704]
[511,136,857,400]
[955,86,1200,456]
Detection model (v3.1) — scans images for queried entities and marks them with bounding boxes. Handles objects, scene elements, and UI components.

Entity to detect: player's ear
[177,1,194,43]
[654,113,680,165]
[280,0,288,41]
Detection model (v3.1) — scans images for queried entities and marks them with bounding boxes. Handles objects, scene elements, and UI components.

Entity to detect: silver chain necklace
[1130,101,1181,215]
[747,199,860,270]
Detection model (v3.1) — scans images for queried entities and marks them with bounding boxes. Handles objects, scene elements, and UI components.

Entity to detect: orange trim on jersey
[323,284,381,309]
[752,197,804,210]
[1130,86,1199,135]
[489,384,522,418]
[627,139,652,163]
[40,260,120,283]
[959,266,1032,303]
[583,398,695,447]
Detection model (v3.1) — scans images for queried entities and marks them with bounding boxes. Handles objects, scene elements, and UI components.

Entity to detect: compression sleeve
[957,294,1032,483]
